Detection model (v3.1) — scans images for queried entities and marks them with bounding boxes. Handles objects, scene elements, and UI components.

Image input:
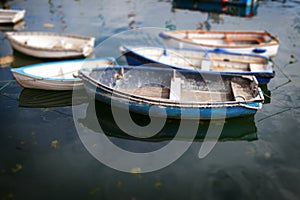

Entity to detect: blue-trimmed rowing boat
[79,66,264,119]
[11,57,118,90]
[120,46,275,84]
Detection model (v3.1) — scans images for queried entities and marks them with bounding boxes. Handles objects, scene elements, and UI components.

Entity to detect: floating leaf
[89,187,100,196]
[51,140,59,149]
[131,167,141,174]
[11,164,22,173]
[264,152,271,159]
[116,181,123,189]
[43,23,54,28]
[0,55,14,67]
[154,181,162,189]
[2,193,15,200]
[20,140,26,145]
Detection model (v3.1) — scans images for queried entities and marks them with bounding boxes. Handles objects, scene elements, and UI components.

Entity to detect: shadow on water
[78,99,258,143]
[18,88,88,108]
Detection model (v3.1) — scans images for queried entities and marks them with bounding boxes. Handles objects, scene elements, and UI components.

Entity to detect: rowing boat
[0,9,25,24]
[11,57,118,90]
[79,66,264,119]
[6,32,95,58]
[159,30,279,57]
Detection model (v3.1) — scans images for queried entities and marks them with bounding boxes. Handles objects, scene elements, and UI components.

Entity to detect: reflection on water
[260,84,271,104]
[171,0,258,30]
[48,0,67,31]
[78,100,258,143]
[19,88,88,108]
[172,0,258,17]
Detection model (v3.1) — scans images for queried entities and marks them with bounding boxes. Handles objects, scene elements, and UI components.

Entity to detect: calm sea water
[1,0,300,199]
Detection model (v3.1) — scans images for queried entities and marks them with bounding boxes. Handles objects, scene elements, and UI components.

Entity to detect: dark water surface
[1,0,300,199]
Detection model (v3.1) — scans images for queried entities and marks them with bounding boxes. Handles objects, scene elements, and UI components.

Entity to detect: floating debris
[130,167,141,174]
[116,181,123,189]
[264,152,271,159]
[0,168,6,174]
[11,164,22,173]
[51,140,59,149]
[0,55,14,68]
[154,181,162,189]
[2,193,15,200]
[20,140,26,145]
[43,23,54,28]
[89,187,100,196]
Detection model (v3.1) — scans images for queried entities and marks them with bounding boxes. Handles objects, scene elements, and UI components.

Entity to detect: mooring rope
[0,80,15,91]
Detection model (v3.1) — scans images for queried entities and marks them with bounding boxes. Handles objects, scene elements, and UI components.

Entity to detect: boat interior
[104,68,259,103]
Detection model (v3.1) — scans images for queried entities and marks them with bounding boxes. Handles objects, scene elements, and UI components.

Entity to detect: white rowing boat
[0,9,25,24]
[159,30,279,57]
[6,32,95,58]
[11,57,118,90]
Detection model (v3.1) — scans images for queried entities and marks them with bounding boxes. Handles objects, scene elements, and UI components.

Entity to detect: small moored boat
[6,32,95,58]
[159,30,279,57]
[0,9,25,24]
[11,57,118,91]
[19,89,88,108]
[79,66,264,119]
[120,46,274,84]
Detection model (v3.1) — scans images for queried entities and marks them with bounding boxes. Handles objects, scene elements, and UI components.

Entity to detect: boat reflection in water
[259,84,271,104]
[78,100,258,143]
[172,0,258,18]
[18,88,88,108]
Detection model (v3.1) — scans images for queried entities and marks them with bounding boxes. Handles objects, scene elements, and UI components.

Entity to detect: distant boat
[172,0,258,17]
[120,46,275,84]
[79,66,264,119]
[5,32,95,58]
[0,9,25,24]
[159,30,279,57]
[11,57,118,91]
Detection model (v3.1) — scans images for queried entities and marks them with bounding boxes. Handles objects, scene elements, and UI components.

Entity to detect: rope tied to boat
[0,80,14,91]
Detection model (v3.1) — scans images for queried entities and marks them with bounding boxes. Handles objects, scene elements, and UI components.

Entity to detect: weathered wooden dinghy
[79,66,264,119]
